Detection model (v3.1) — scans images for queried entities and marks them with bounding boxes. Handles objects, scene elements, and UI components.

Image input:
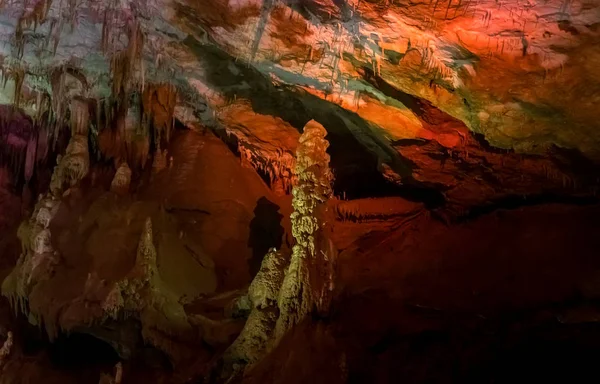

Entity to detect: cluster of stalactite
[2,116,89,337]
[220,120,336,380]
[0,0,178,192]
[1,0,187,358]
[238,144,296,194]
[334,197,426,223]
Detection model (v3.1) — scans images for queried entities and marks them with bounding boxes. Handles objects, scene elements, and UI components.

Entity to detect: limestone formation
[49,135,90,196]
[275,120,335,339]
[102,218,192,361]
[0,0,599,381]
[248,249,289,310]
[152,148,168,174]
[223,249,288,370]
[222,120,335,378]
[31,228,53,255]
[3,194,61,320]
[70,97,90,136]
[110,162,132,194]
[98,362,123,384]
[0,331,13,368]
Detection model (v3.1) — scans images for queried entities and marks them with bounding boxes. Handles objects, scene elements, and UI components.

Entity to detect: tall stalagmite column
[221,120,335,378]
[274,119,335,339]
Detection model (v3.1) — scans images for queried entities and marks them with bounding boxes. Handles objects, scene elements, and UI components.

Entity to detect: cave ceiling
[1,0,600,212]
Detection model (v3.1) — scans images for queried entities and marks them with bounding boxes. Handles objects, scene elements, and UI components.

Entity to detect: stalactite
[110,16,145,105]
[142,84,177,149]
[101,10,111,54]
[70,97,90,136]
[49,66,68,144]
[236,141,296,194]
[12,65,25,109]
[24,133,37,183]
[14,17,25,60]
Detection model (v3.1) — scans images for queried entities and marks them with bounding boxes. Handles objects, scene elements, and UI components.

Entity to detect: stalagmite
[274,120,335,339]
[0,331,13,367]
[101,218,192,361]
[49,135,90,196]
[221,120,335,379]
[2,194,61,336]
[110,162,132,194]
[222,249,289,372]
[98,362,123,384]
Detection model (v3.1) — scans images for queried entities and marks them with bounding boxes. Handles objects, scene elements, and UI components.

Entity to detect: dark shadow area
[48,332,120,369]
[344,310,600,384]
[455,193,600,223]
[0,106,67,196]
[550,144,600,184]
[248,197,284,277]
[330,202,600,384]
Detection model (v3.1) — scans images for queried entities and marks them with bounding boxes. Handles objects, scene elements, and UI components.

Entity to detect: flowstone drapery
[221,119,336,379]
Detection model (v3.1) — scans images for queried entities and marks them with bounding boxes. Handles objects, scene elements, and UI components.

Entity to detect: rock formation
[3,194,61,325]
[98,362,123,384]
[223,248,288,373]
[103,217,192,362]
[0,331,13,368]
[110,162,132,194]
[275,120,335,338]
[49,134,90,196]
[222,120,335,379]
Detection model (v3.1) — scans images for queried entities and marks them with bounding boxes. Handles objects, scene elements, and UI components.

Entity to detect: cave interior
[1,0,600,383]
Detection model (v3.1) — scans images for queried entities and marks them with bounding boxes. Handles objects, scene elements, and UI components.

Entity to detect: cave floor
[246,203,600,384]
[1,132,600,383]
